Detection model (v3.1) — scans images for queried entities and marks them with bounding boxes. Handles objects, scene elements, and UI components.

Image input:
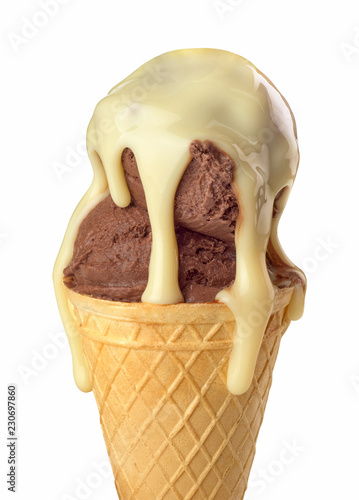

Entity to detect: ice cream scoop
[54,48,306,396]
[63,140,238,303]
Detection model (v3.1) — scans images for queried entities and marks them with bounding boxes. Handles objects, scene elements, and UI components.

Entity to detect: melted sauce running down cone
[53,49,306,395]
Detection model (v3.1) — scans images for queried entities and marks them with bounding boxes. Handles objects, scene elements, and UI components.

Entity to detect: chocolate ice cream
[64,141,238,302]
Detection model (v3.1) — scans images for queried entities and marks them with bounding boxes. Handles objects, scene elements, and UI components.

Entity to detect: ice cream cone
[64,285,294,500]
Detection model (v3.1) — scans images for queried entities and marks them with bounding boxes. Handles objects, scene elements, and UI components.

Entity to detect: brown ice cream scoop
[123,140,239,242]
[64,140,303,304]
[64,141,238,302]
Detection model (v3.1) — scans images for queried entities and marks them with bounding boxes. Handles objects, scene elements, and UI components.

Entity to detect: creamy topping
[53,48,306,394]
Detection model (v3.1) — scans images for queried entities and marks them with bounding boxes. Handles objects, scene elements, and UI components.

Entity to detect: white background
[1,0,359,498]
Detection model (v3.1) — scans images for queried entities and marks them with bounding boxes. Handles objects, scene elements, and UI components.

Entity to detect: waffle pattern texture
[66,286,293,500]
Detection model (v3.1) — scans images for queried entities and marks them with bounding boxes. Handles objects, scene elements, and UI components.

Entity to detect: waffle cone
[65,285,293,500]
